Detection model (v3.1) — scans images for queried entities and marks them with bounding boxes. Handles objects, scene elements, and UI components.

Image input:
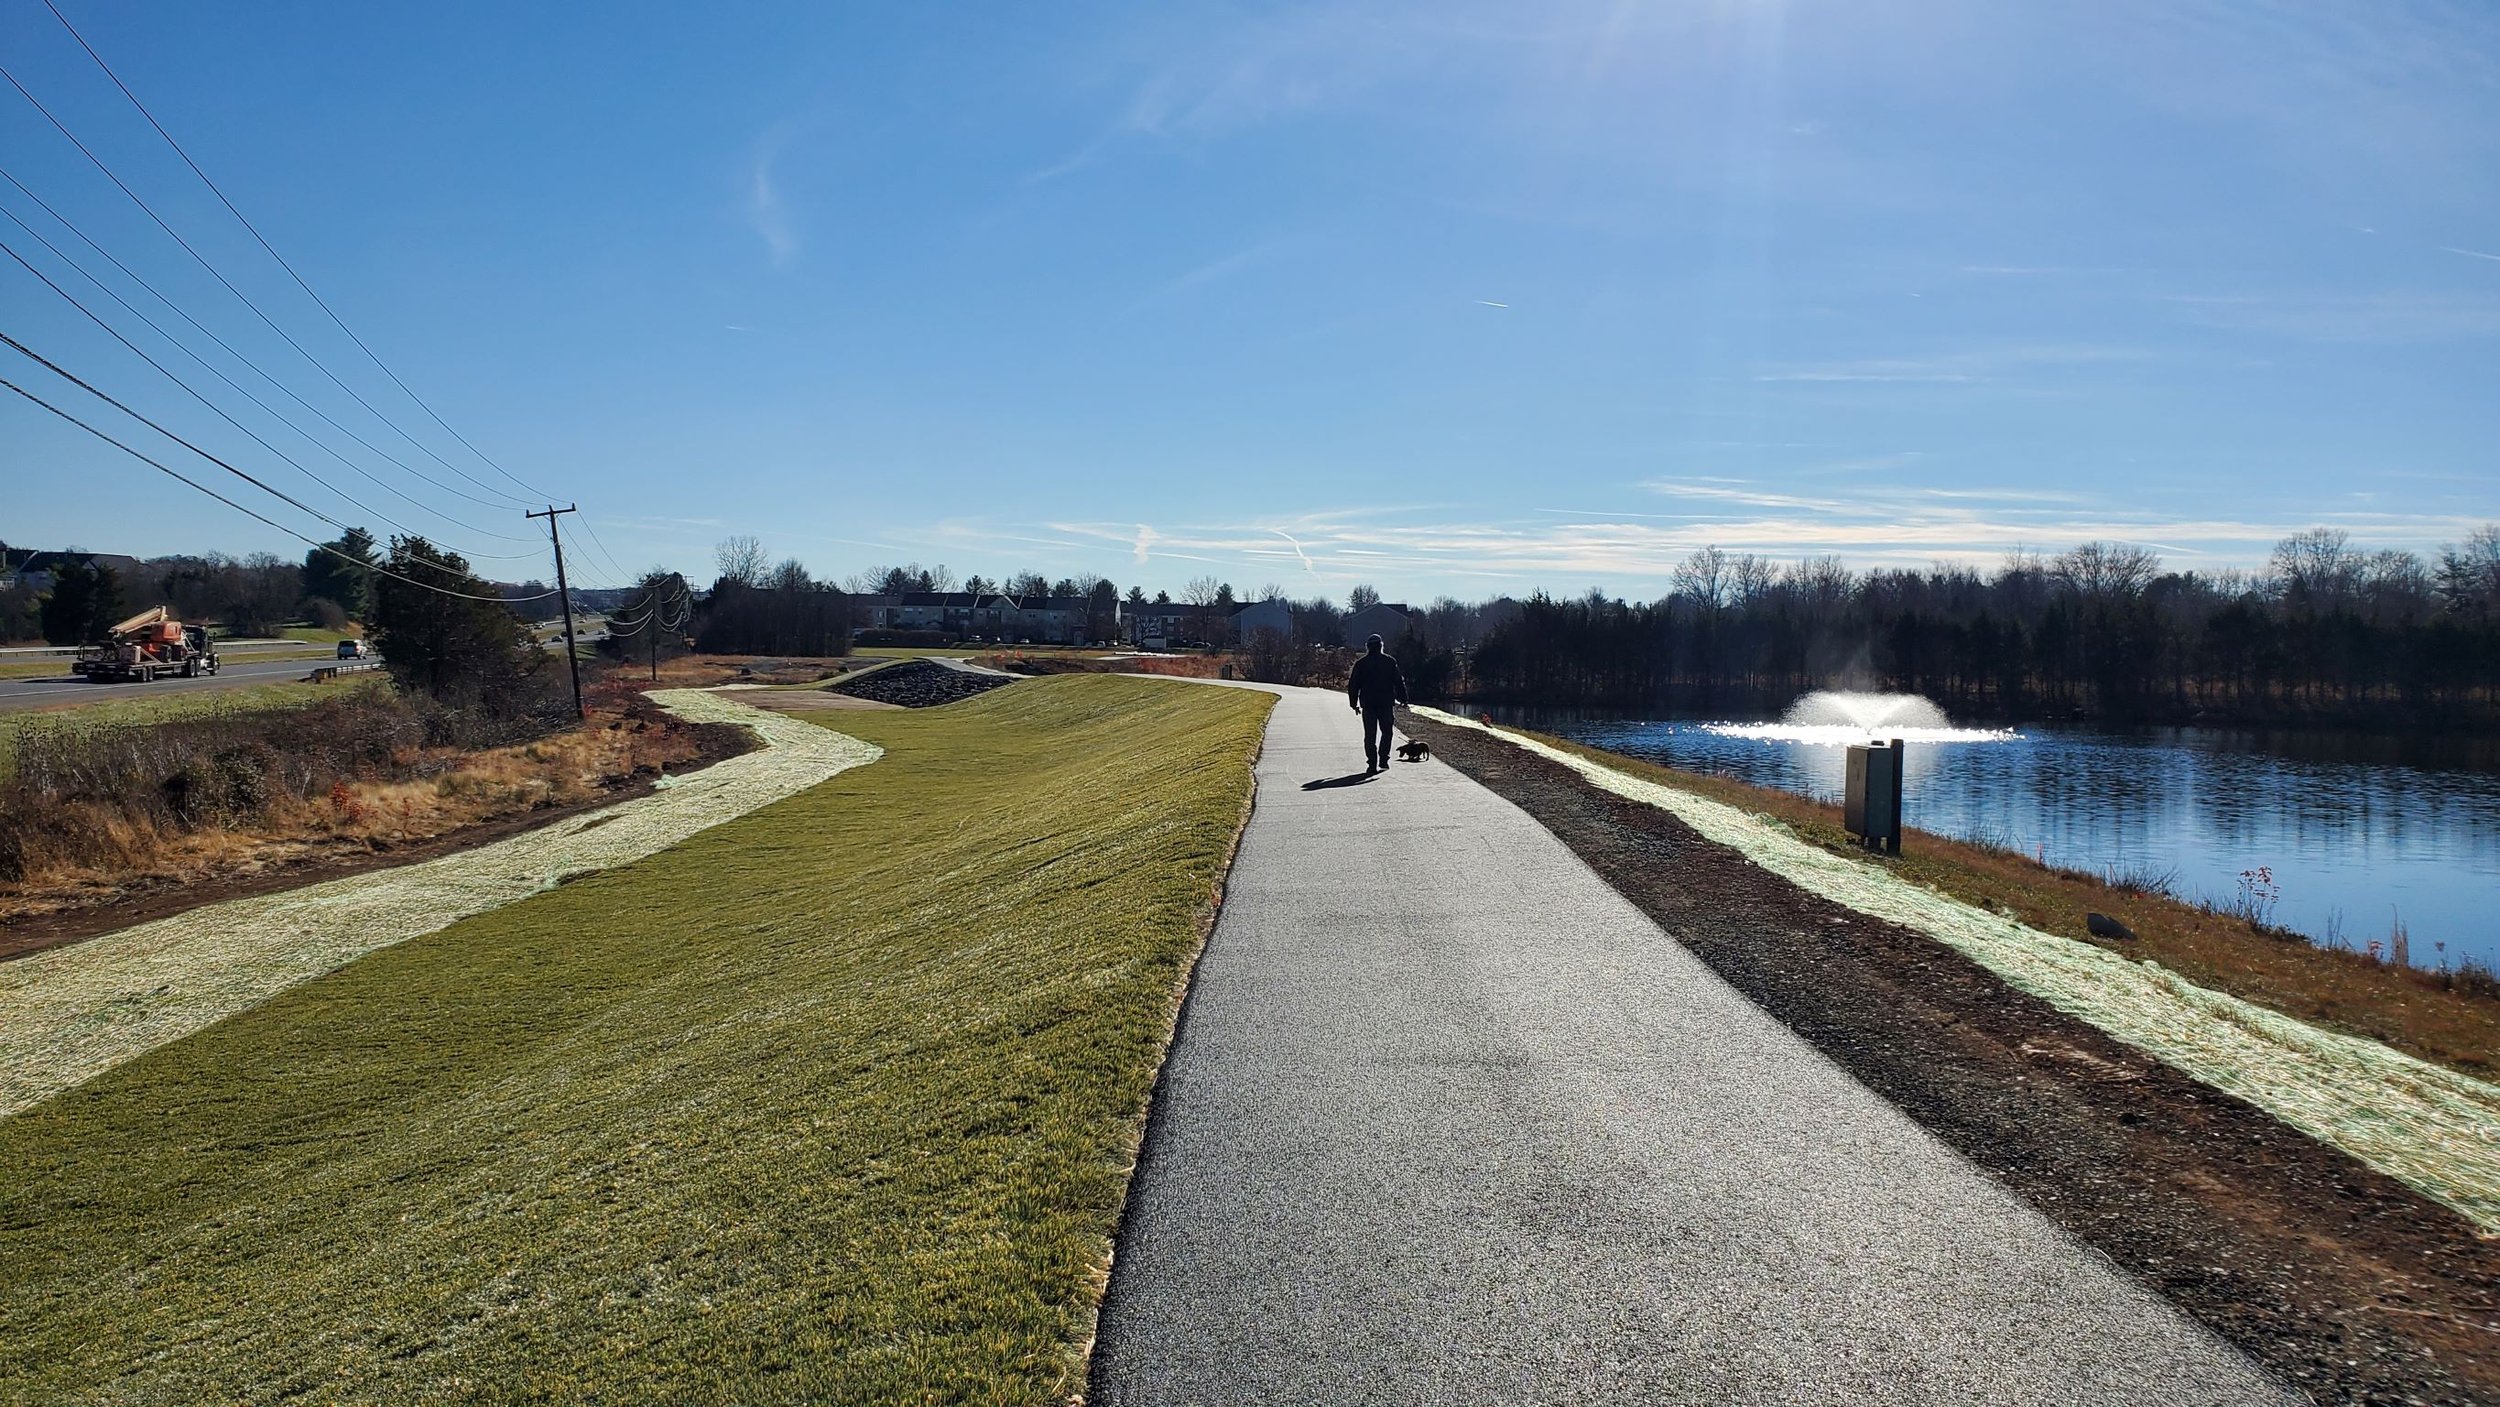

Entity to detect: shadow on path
[1300,772,1377,791]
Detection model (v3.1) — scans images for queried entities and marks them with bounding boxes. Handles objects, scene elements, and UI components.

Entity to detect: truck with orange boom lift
[71,606,222,683]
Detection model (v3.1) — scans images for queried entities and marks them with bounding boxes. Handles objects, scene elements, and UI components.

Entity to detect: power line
[34,0,558,505]
[2,327,534,585]
[0,202,538,551]
[0,231,539,557]
[10,17,658,593]
[572,512,639,591]
[0,60,536,511]
[1,375,556,603]
[0,166,546,518]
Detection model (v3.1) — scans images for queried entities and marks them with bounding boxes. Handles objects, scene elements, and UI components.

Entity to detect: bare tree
[1256,581,1287,602]
[2051,542,2160,604]
[1347,583,1380,612]
[1672,546,1732,610]
[771,558,813,593]
[1785,555,1854,615]
[1184,575,1225,607]
[2358,549,2432,627]
[715,535,768,589]
[2269,528,2358,611]
[2436,524,2500,616]
[1731,552,1776,606]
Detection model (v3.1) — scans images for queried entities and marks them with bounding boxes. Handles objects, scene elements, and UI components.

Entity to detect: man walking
[1346,633,1409,774]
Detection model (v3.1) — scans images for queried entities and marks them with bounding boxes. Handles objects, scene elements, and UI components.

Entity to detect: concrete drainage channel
[1416,706,2500,1236]
[0,689,880,1121]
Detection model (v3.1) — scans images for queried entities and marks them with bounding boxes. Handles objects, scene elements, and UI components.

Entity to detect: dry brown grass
[0,696,723,927]
[1513,727,2500,1078]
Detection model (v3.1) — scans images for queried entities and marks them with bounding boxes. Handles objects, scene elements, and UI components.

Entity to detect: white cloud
[2159,291,2500,342]
[1752,345,2153,385]
[746,130,799,269]
[910,488,2500,598]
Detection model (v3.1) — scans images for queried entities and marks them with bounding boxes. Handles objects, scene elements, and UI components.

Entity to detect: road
[0,628,586,717]
[0,655,348,714]
[1089,685,2292,1406]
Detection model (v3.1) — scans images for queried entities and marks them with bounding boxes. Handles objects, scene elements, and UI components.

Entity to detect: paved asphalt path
[1090,685,2292,1406]
[0,655,337,714]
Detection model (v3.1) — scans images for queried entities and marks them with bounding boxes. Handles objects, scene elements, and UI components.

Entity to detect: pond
[1481,693,2500,973]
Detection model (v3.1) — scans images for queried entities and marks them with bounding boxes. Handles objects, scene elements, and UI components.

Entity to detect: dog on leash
[1395,739,1432,763]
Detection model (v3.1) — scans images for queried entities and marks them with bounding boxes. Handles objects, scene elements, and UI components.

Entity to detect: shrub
[0,686,554,882]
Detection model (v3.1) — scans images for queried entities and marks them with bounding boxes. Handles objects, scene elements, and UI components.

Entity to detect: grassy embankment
[0,674,1273,1404]
[0,658,84,682]
[1508,726,2500,1078]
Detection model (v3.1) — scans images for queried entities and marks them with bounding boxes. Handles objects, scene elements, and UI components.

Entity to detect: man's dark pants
[1362,704,1396,770]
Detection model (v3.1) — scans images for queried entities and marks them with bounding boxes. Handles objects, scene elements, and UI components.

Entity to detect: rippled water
[1485,696,2500,971]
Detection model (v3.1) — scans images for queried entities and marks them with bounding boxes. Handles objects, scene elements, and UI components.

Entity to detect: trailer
[72,607,222,683]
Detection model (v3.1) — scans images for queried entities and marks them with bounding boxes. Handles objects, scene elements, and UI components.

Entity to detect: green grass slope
[0,674,1272,1406]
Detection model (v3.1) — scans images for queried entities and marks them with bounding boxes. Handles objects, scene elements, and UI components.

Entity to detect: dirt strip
[1404,710,2500,1407]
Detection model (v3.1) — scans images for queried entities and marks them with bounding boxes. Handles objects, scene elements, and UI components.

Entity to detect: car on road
[336,639,373,659]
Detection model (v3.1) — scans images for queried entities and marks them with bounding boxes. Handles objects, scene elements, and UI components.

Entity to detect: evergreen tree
[38,559,124,644]
[301,527,378,620]
[367,536,546,711]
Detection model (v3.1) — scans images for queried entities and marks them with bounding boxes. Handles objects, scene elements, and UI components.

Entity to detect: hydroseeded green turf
[0,674,1273,1406]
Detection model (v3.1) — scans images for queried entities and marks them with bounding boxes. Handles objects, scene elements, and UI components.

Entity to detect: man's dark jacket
[1347,651,1409,711]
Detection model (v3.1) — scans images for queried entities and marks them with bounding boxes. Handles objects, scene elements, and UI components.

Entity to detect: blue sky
[3,0,2495,598]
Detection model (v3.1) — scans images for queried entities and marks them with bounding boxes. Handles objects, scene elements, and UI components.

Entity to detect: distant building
[1230,598,1293,641]
[863,592,1105,645]
[1343,601,1413,648]
[1126,602,1200,649]
[6,550,143,595]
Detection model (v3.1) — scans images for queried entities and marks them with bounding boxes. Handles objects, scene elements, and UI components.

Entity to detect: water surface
[1484,697,2500,972]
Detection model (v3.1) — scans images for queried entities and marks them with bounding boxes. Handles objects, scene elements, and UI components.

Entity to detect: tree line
[1462,527,2500,726]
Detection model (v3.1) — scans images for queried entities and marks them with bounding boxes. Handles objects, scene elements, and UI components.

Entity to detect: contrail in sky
[1475,299,1510,308]
[1271,528,1320,577]
[2442,246,2500,262]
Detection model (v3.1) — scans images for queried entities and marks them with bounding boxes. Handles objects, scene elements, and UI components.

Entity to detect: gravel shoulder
[1405,708,2500,1406]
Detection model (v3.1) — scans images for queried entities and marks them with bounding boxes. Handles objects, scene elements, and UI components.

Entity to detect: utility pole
[527,504,584,718]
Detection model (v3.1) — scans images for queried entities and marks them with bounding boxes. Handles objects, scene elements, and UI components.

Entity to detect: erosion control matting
[0,690,881,1121]
[1403,710,2500,1407]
